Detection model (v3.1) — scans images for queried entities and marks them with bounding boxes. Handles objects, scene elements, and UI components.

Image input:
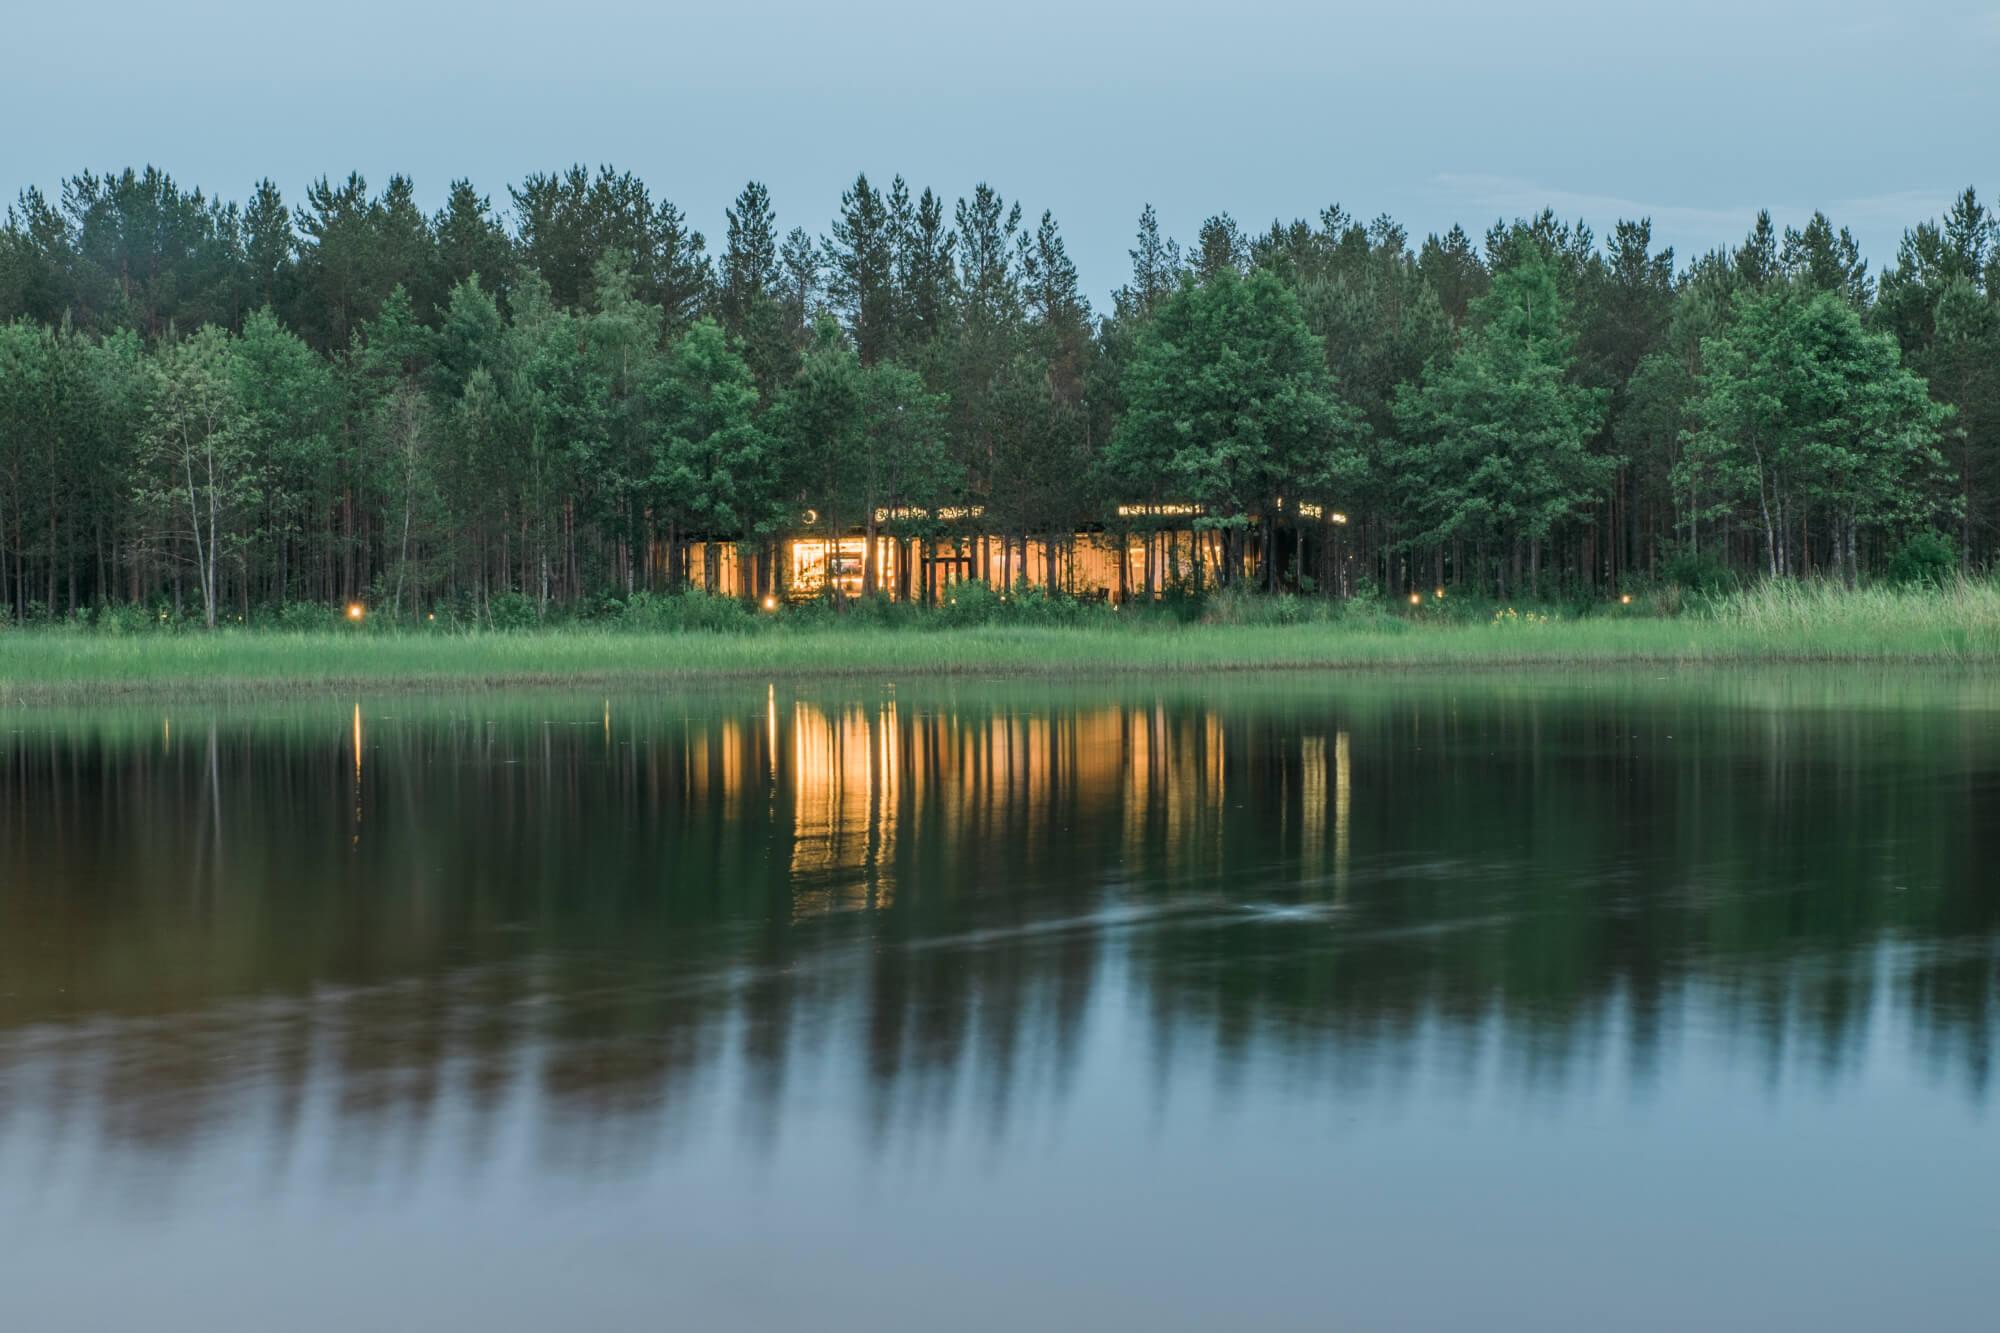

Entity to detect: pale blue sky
[8,0,1997,302]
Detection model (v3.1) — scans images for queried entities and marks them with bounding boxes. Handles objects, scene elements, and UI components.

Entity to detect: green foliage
[275,602,335,632]
[1679,288,1952,578]
[1110,267,1368,585]
[1888,529,1959,586]
[488,591,538,629]
[1395,242,1613,570]
[1201,584,1321,626]
[651,318,781,546]
[1662,544,1737,596]
[6,165,2000,627]
[613,589,759,632]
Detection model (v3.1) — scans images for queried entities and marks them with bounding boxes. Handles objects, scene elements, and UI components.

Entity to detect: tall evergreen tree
[719,180,779,334]
[825,173,897,365]
[431,179,513,312]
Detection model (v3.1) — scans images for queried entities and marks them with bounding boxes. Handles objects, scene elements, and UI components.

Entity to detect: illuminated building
[658,499,1348,604]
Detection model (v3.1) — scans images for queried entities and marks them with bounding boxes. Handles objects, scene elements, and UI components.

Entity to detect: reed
[2,580,1994,703]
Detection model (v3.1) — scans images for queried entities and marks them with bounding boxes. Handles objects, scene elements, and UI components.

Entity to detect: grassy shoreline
[3,582,1995,703]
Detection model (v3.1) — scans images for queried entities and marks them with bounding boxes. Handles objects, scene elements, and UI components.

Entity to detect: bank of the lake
[2,581,1996,702]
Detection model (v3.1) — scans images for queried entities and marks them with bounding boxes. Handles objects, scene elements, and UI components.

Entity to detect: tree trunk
[863,511,878,598]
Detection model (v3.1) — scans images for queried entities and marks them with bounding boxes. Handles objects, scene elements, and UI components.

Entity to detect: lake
[2,672,1995,1330]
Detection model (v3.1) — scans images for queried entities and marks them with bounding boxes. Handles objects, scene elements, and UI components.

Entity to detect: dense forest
[1,164,1994,625]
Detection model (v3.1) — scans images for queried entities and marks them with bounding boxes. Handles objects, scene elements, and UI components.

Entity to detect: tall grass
[1703,576,2000,657]
[1,579,1994,702]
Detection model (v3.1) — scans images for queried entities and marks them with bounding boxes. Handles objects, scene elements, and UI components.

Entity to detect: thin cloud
[1432,173,1747,234]
[1429,173,1960,261]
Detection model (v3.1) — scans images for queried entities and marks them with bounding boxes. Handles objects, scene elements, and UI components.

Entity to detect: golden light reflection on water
[789,702,898,912]
[352,703,364,846]
[707,696,1343,902]
[2,681,1997,1202]
[164,695,1363,913]
[1334,731,1351,896]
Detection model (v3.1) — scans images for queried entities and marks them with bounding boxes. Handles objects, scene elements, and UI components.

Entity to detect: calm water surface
[2,672,1996,1331]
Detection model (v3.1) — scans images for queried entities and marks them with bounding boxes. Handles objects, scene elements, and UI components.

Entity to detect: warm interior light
[347,604,363,620]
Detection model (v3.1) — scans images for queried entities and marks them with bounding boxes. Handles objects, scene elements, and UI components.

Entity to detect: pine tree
[894,185,955,351]
[1193,213,1244,284]
[243,178,293,315]
[430,180,512,313]
[1117,204,1184,319]
[720,180,779,335]
[1781,212,1871,306]
[825,173,896,365]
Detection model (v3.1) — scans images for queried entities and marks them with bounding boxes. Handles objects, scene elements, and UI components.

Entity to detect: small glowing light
[347,604,364,620]
[427,613,435,621]
[1621,594,1632,604]
[762,595,776,611]
[1434,588,1445,599]
[1410,593,1421,605]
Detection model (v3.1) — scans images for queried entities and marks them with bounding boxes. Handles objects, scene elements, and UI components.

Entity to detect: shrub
[93,603,152,636]
[1663,546,1736,596]
[1887,529,1958,587]
[488,591,538,630]
[1004,580,1093,625]
[841,592,910,628]
[940,578,1002,627]
[276,602,334,632]
[1156,567,1209,623]
[614,589,758,632]
[1202,584,1315,626]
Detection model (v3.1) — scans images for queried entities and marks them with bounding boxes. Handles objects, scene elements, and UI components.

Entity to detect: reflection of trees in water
[0,685,1994,1179]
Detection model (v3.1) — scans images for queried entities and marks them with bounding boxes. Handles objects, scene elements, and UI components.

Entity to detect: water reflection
[1,675,1996,1195]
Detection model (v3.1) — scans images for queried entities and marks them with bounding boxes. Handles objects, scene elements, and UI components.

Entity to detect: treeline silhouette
[2,166,1997,624]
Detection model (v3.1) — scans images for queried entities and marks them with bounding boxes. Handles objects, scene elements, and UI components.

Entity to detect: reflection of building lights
[347,604,364,620]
